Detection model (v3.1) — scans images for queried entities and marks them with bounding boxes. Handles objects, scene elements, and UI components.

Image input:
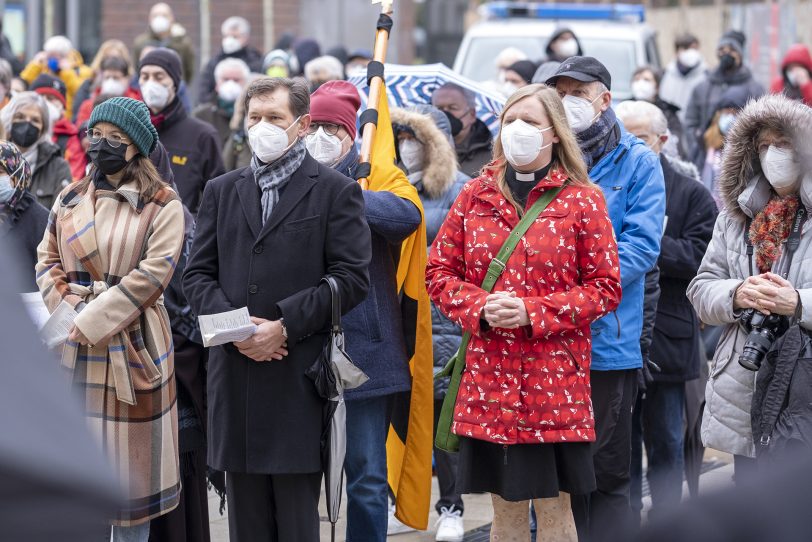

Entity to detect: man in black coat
[196,16,264,105]
[139,48,225,214]
[182,77,371,542]
[617,101,717,520]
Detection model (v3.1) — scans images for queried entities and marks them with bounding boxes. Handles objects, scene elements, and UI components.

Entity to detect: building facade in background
[4,0,415,76]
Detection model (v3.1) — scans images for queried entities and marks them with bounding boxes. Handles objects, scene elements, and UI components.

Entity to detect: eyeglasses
[307,123,341,136]
[88,130,131,148]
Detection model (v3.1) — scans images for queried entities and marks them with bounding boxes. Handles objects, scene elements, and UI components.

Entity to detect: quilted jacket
[426,166,622,444]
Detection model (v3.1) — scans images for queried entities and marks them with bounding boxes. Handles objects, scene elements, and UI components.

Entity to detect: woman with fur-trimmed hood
[687,95,812,478]
[392,104,470,542]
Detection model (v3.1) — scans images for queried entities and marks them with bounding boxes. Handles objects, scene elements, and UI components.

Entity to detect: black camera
[738,310,788,371]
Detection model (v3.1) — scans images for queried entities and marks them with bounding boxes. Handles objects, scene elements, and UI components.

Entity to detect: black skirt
[456,437,596,501]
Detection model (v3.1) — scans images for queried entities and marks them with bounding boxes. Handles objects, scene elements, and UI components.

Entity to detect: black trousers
[572,369,638,542]
[433,399,464,515]
[226,471,322,542]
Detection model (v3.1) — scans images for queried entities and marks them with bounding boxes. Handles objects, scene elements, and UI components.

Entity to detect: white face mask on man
[217,80,243,103]
[500,119,553,168]
[306,127,347,166]
[554,38,579,59]
[678,48,702,69]
[631,79,656,102]
[562,94,603,134]
[760,145,801,190]
[222,36,242,55]
[141,80,171,110]
[249,117,301,164]
[101,77,127,96]
[398,138,424,175]
[46,101,63,124]
[150,15,171,34]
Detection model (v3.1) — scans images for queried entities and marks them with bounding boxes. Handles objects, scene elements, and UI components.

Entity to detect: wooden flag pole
[357,1,394,189]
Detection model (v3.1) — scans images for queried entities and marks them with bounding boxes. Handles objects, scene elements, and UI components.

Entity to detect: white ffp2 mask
[141,80,171,110]
[501,119,553,168]
[760,146,801,190]
[398,139,424,174]
[306,127,346,166]
[562,94,602,134]
[249,117,301,164]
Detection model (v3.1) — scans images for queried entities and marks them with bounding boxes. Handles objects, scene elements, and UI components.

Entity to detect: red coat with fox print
[426,166,622,445]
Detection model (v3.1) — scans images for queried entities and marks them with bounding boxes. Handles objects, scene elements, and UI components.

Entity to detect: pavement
[207,449,736,541]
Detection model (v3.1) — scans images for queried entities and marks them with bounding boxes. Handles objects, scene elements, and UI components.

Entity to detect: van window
[460,35,637,99]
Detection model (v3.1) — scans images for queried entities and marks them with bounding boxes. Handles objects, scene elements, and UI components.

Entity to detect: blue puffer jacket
[589,123,666,371]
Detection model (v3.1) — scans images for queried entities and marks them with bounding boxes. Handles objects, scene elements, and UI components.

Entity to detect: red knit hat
[310,81,361,140]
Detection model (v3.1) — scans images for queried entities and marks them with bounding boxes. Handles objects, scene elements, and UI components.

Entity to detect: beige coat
[36,174,184,525]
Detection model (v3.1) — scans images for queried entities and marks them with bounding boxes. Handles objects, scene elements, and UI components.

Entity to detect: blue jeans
[640,381,686,517]
[344,394,393,542]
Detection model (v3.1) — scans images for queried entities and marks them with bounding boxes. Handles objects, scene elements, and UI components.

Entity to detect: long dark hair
[78,154,167,202]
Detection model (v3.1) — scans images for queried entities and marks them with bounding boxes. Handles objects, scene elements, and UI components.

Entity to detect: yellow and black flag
[365,83,434,530]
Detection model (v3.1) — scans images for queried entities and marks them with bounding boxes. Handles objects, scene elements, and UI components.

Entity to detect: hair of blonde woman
[489,83,590,213]
[704,110,724,151]
[90,39,133,75]
[0,91,51,146]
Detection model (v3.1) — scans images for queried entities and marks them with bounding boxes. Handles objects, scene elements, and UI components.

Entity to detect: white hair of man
[304,56,344,83]
[615,99,668,136]
[214,57,251,83]
[495,47,528,70]
[222,16,250,38]
[43,35,72,56]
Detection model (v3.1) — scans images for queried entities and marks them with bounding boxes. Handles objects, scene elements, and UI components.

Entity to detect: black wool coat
[650,155,718,382]
[182,155,371,474]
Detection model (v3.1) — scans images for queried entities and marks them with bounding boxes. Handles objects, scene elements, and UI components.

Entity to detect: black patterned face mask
[88,139,131,175]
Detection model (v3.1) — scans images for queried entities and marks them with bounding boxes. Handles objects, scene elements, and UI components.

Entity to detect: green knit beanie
[88,97,159,157]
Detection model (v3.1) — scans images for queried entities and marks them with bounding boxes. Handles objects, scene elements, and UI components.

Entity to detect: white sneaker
[388,502,417,536]
[435,506,464,542]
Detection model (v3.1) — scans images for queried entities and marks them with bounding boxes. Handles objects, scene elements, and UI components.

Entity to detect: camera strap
[743,205,807,278]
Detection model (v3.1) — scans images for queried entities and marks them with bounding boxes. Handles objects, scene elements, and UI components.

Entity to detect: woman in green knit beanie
[35,95,184,541]
[84,96,165,200]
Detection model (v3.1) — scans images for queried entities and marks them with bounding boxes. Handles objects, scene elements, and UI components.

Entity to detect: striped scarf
[251,138,307,225]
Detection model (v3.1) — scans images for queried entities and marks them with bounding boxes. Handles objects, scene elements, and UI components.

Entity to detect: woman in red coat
[426,84,622,541]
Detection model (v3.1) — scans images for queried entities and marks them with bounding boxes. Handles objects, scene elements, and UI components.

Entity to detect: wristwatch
[279,318,288,339]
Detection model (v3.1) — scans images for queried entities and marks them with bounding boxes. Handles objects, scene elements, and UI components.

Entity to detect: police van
[453,2,661,101]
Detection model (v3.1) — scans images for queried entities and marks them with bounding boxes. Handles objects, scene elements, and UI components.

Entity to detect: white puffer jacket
[687,95,812,457]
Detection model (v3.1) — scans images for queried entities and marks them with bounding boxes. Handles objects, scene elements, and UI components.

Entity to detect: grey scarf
[251,138,307,225]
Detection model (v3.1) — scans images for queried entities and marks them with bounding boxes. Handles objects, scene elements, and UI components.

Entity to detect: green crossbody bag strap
[434,185,564,452]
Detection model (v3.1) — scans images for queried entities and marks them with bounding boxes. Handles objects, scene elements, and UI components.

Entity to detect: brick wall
[100,0,302,73]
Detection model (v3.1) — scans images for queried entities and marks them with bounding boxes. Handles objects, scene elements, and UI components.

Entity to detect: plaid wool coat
[35,172,184,526]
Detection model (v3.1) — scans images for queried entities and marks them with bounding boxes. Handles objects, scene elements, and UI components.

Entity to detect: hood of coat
[390,107,458,199]
[718,94,812,219]
[781,44,812,75]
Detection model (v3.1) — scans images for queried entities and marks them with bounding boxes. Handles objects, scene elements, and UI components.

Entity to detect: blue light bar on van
[482,2,645,23]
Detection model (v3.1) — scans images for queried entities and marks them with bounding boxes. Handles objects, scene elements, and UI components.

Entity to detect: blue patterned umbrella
[347,63,505,138]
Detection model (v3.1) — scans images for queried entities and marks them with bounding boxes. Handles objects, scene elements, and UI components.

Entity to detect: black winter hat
[139,48,182,90]
[30,74,67,107]
[718,30,746,56]
[716,85,752,112]
[507,60,537,84]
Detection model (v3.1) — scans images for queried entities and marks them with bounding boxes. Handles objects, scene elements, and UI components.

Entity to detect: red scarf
[749,194,801,273]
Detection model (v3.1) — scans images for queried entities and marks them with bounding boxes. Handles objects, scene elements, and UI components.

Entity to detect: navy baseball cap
[545,56,612,91]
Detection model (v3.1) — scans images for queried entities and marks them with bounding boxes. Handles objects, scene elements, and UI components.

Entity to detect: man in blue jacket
[547,57,666,541]
[306,81,423,542]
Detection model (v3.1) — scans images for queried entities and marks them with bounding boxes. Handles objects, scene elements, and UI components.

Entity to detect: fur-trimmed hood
[718,94,812,219]
[390,107,458,199]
